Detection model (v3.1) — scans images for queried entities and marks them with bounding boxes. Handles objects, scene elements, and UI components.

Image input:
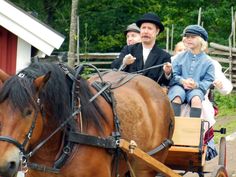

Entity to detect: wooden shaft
[119,139,182,177]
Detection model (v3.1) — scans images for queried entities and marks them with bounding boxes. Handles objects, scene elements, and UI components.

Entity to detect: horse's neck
[30,126,63,165]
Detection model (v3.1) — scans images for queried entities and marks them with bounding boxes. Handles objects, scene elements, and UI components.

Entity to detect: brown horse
[0,62,174,177]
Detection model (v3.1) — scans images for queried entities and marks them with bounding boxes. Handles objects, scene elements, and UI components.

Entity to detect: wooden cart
[119,117,228,177]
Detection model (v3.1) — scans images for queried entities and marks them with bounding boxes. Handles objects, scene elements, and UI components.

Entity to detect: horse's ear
[0,69,10,83]
[34,72,51,92]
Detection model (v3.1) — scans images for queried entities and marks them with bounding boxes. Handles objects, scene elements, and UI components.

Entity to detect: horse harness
[0,63,172,175]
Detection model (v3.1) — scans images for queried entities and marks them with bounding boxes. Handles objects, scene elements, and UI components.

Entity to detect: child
[168,25,215,118]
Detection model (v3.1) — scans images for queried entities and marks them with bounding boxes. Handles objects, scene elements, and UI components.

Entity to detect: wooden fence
[208,42,236,90]
[78,52,119,71]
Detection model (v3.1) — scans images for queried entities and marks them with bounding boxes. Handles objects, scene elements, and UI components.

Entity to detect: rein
[131,62,166,74]
[28,82,114,158]
[25,64,139,173]
[0,63,172,175]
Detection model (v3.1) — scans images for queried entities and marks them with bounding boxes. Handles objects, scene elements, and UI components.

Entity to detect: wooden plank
[208,50,236,56]
[165,146,205,172]
[119,139,182,177]
[81,61,112,65]
[169,146,200,153]
[210,42,236,53]
[172,117,202,146]
[211,56,230,64]
[79,52,119,59]
[201,145,207,166]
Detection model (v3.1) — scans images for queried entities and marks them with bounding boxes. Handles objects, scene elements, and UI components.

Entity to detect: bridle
[0,63,173,176]
[0,95,41,172]
[0,65,117,174]
[0,71,51,173]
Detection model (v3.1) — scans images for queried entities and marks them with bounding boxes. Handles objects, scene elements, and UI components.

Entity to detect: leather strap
[68,132,117,149]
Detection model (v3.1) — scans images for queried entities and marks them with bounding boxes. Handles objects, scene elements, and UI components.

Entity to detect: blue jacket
[170,50,215,94]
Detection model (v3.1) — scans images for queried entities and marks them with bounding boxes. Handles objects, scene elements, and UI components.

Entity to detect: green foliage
[214,115,236,144]
[9,0,236,52]
[214,92,236,116]
[212,92,236,143]
[96,34,124,52]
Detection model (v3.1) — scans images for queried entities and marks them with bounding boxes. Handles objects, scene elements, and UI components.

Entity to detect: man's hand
[123,54,136,65]
[163,62,172,75]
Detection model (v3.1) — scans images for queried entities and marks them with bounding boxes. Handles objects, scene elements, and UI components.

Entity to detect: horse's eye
[22,109,33,117]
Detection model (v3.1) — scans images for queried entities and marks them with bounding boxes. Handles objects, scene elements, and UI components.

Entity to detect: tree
[68,0,78,67]
[9,0,235,53]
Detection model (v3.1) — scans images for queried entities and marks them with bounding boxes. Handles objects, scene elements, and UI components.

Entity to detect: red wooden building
[0,0,65,74]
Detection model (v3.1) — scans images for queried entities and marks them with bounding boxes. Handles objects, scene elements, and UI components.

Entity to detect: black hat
[136,12,164,33]
[124,23,140,35]
[182,25,208,41]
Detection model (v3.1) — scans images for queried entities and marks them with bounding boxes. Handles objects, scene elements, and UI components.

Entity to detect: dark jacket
[111,43,171,86]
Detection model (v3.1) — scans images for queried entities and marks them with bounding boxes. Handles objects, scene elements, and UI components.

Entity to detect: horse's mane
[0,62,72,125]
[0,62,107,131]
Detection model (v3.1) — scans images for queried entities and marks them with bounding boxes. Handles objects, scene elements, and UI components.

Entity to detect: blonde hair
[174,41,186,55]
[182,36,208,52]
[198,36,208,52]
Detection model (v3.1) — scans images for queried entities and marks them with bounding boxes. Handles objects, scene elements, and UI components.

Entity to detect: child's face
[183,34,201,51]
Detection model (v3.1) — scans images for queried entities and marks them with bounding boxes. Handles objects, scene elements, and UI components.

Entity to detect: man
[124,23,141,46]
[111,12,172,86]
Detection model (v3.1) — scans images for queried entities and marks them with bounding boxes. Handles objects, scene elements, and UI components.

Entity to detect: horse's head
[0,69,50,177]
[0,63,113,177]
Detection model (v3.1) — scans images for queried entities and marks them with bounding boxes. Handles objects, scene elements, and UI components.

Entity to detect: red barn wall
[0,26,17,74]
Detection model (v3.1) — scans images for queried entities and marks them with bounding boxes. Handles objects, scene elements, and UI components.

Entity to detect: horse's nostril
[0,161,18,177]
[8,161,16,170]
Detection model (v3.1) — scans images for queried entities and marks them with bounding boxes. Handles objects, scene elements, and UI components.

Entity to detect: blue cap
[182,25,208,41]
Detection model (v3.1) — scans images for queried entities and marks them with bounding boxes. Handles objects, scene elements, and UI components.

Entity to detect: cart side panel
[165,117,206,172]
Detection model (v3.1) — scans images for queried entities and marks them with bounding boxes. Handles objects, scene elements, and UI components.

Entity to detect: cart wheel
[210,165,228,177]
[218,137,226,167]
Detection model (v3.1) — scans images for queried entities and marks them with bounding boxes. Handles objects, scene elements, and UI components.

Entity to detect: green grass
[214,116,236,143]
[212,92,236,143]
[214,92,236,116]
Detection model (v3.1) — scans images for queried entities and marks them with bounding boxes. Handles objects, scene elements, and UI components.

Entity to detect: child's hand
[182,78,197,89]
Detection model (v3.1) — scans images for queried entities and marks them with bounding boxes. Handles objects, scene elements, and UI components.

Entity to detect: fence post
[76,15,80,65]
[198,7,202,25]
[232,56,236,91]
[166,27,169,52]
[171,24,174,52]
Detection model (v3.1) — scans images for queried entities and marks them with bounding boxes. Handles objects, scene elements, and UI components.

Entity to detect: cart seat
[165,117,207,172]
